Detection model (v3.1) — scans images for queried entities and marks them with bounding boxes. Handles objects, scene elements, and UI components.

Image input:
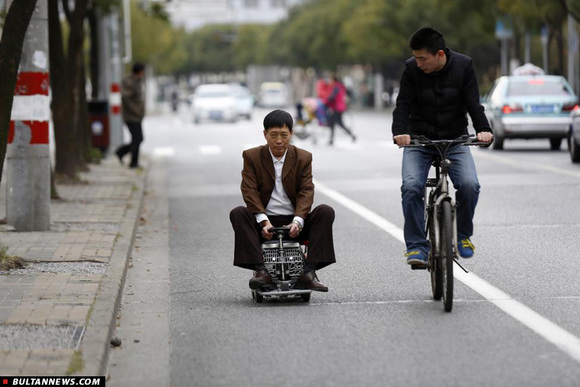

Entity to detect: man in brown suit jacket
[230,109,336,291]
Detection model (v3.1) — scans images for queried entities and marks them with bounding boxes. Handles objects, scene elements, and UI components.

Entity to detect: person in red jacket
[325,74,356,145]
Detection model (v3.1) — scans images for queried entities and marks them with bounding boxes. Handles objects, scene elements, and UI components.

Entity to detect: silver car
[190,84,238,124]
[481,75,578,150]
[568,107,580,162]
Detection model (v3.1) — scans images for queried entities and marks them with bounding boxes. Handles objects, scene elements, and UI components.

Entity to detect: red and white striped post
[6,0,50,231]
[110,82,121,115]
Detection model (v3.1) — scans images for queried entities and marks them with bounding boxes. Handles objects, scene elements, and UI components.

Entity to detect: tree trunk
[79,63,91,168]
[49,0,89,178]
[66,0,89,173]
[49,0,77,178]
[0,0,38,187]
[88,5,100,100]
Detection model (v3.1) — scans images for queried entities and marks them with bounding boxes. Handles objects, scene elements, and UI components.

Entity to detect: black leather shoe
[249,269,272,290]
[115,149,124,165]
[296,271,328,292]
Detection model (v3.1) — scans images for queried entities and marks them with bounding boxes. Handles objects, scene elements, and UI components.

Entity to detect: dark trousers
[328,110,354,144]
[117,121,143,167]
[229,205,336,271]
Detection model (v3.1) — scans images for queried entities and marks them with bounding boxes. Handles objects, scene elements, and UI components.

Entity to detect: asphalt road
[109,104,580,387]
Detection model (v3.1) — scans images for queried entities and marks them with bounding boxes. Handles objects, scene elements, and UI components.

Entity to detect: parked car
[258,82,289,108]
[230,83,254,120]
[568,107,580,162]
[190,84,238,123]
[481,74,578,150]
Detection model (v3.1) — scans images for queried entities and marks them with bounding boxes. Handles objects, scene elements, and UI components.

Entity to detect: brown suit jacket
[241,145,314,219]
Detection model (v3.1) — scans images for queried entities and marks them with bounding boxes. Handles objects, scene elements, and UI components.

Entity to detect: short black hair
[409,27,446,55]
[132,62,145,74]
[263,109,293,132]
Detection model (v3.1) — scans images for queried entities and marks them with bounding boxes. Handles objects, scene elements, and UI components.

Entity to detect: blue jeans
[401,145,480,254]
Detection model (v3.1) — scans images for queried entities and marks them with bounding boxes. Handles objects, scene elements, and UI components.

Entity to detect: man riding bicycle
[392,27,493,266]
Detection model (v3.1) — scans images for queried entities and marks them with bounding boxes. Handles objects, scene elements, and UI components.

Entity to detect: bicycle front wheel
[428,209,443,300]
[441,200,454,312]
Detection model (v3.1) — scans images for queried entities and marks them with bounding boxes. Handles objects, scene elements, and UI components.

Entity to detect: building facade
[166,0,305,31]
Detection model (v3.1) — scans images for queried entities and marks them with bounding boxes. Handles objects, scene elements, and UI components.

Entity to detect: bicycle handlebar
[399,135,492,148]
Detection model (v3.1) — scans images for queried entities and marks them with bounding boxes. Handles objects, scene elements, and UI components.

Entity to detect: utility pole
[108,10,123,153]
[541,26,549,74]
[568,14,578,95]
[6,0,50,231]
[496,18,513,76]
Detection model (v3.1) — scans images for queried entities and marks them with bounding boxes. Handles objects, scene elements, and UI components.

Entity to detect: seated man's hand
[261,221,274,240]
[287,222,300,238]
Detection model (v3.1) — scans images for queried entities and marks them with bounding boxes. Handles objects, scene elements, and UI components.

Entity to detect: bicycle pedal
[410,263,427,270]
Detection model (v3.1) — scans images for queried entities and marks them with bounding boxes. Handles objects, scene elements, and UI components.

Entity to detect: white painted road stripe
[473,150,580,179]
[199,145,222,155]
[314,179,404,243]
[153,147,175,157]
[314,178,580,364]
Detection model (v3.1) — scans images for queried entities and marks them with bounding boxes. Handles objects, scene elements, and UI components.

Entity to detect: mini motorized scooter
[251,227,312,303]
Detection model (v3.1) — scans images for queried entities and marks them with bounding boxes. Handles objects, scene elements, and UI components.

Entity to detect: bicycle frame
[426,158,457,259]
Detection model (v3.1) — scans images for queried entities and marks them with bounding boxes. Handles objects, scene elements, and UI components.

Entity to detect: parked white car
[258,82,289,108]
[191,84,238,123]
[230,83,254,120]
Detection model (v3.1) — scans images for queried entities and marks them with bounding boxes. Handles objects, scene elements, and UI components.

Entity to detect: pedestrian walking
[325,74,356,145]
[116,62,146,169]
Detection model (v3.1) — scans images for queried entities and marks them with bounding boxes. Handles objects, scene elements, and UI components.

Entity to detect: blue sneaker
[458,239,475,258]
[405,250,428,266]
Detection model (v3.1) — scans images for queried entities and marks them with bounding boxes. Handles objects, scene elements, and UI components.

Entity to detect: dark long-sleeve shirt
[392,49,491,139]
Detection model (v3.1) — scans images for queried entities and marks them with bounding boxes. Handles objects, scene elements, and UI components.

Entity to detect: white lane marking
[153,147,175,157]
[314,178,580,364]
[473,150,580,179]
[454,269,580,363]
[314,180,404,243]
[199,145,222,155]
[311,299,489,306]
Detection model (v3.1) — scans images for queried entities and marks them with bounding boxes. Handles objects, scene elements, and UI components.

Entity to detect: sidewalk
[0,156,148,376]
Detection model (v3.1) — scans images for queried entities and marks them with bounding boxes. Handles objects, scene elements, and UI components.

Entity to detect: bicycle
[401,135,487,312]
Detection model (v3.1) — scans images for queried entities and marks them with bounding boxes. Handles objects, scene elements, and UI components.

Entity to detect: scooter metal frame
[251,227,312,303]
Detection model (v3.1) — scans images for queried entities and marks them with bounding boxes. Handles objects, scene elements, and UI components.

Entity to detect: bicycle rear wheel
[441,200,454,312]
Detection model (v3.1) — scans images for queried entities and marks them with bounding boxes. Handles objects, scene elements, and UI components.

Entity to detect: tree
[131,1,187,75]
[233,24,270,69]
[498,0,569,75]
[0,0,38,187]
[49,0,89,179]
[268,0,357,70]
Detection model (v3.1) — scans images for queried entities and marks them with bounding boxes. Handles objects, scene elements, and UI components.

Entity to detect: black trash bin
[88,100,110,154]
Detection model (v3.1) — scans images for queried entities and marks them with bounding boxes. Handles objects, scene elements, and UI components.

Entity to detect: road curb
[78,164,149,376]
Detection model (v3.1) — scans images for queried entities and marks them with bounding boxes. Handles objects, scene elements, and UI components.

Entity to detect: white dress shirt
[255,148,304,228]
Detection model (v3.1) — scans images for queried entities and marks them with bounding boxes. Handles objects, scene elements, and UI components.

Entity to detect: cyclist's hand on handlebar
[261,221,274,240]
[394,134,411,147]
[477,131,494,144]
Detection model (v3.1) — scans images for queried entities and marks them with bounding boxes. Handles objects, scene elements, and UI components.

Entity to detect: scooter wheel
[300,293,311,303]
[255,291,264,303]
